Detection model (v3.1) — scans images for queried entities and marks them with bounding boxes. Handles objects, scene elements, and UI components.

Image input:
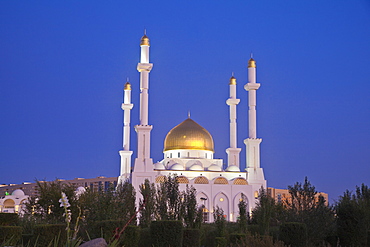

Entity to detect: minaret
[244,57,266,186]
[226,75,241,171]
[118,81,134,184]
[133,33,154,172]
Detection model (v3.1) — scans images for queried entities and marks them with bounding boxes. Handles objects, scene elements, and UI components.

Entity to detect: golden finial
[248,57,256,68]
[140,30,150,46]
[229,73,237,85]
[124,81,131,90]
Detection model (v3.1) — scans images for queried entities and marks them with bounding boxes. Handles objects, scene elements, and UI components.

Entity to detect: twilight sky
[1,1,370,203]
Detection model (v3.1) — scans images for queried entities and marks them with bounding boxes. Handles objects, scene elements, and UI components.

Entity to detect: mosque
[117,34,266,222]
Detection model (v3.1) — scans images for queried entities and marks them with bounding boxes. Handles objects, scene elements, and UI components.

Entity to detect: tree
[237,193,248,233]
[116,180,136,225]
[251,187,282,235]
[182,185,200,228]
[213,206,226,237]
[155,174,181,221]
[24,180,78,224]
[336,184,370,246]
[285,177,335,245]
[139,179,156,228]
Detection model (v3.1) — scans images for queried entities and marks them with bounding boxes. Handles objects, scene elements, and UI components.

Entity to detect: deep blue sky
[1,1,370,203]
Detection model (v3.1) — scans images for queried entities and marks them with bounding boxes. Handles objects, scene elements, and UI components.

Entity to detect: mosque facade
[118,34,266,222]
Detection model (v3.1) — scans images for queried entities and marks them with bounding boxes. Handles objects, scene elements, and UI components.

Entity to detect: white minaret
[244,57,266,188]
[118,81,134,184]
[226,75,241,171]
[133,33,154,172]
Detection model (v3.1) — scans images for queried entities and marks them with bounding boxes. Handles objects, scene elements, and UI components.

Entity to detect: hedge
[31,224,66,247]
[215,237,227,247]
[229,233,246,246]
[88,220,124,245]
[150,220,183,247]
[279,222,307,247]
[138,228,152,247]
[0,226,22,246]
[122,225,140,247]
[0,213,18,226]
[183,228,200,247]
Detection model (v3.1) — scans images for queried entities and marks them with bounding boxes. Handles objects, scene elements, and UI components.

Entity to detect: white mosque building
[117,34,266,222]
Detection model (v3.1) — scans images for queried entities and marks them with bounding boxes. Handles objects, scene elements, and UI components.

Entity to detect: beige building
[268,187,329,206]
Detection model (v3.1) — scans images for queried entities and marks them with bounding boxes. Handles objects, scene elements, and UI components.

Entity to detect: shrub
[122,225,140,247]
[279,222,307,247]
[200,223,217,247]
[215,237,227,247]
[0,226,22,245]
[229,233,246,246]
[88,220,124,244]
[0,213,18,226]
[150,220,183,247]
[138,228,152,247]
[183,228,200,247]
[31,224,66,247]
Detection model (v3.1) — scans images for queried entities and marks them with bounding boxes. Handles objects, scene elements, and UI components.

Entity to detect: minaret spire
[134,32,154,173]
[226,74,241,171]
[244,57,266,187]
[118,80,134,184]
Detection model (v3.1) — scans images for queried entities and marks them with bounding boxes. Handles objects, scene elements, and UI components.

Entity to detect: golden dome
[248,58,256,68]
[124,82,131,90]
[229,76,236,85]
[164,118,214,152]
[140,34,150,46]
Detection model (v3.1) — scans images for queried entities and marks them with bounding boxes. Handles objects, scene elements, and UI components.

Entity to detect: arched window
[194,176,209,184]
[233,178,248,185]
[214,177,228,184]
[176,176,189,184]
[155,176,166,183]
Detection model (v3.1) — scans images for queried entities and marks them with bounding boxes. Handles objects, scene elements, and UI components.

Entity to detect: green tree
[286,177,335,245]
[182,185,200,228]
[24,180,78,224]
[336,184,370,246]
[116,180,137,225]
[155,174,181,221]
[237,193,248,233]
[213,206,226,237]
[139,179,156,228]
[251,187,282,235]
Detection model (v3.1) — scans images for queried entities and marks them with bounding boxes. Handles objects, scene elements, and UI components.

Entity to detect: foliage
[121,225,140,247]
[24,180,78,224]
[285,177,335,245]
[137,228,152,247]
[150,220,183,247]
[237,193,248,233]
[182,185,202,228]
[213,206,226,237]
[279,222,307,247]
[0,213,18,226]
[229,233,246,246]
[78,180,136,224]
[155,175,182,221]
[214,236,227,247]
[88,220,123,244]
[199,223,217,247]
[139,179,156,228]
[0,226,22,246]
[30,224,66,247]
[239,233,286,247]
[336,183,370,246]
[183,228,200,247]
[251,188,284,235]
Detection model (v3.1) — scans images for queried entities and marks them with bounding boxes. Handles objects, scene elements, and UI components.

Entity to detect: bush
[88,220,124,245]
[279,222,307,247]
[0,213,18,226]
[215,237,227,247]
[0,226,22,245]
[200,223,217,247]
[229,233,246,246]
[122,225,140,247]
[31,224,66,247]
[138,228,152,247]
[150,220,183,247]
[183,228,200,247]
